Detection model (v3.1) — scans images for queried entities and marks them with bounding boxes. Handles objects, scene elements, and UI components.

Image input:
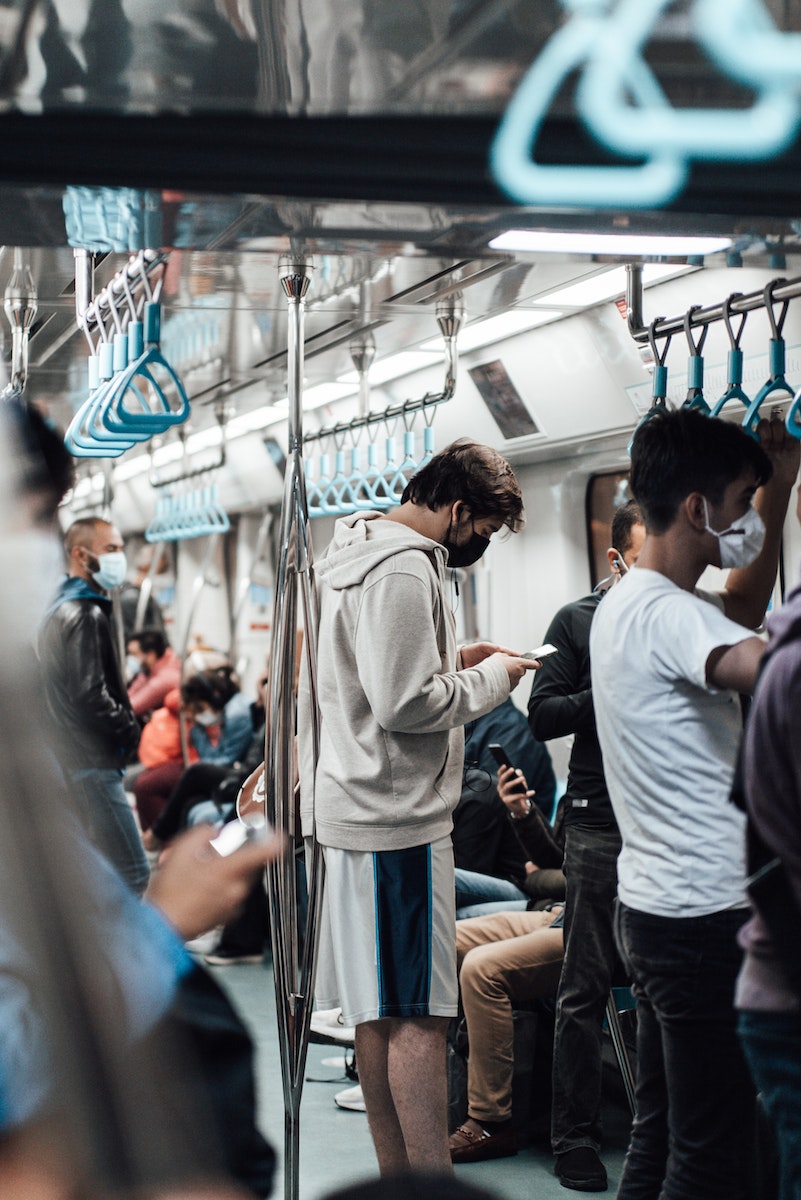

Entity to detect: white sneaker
[334,1084,365,1112]
[309,1008,356,1045]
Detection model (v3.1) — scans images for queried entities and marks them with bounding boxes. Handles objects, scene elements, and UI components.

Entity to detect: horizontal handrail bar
[302,390,449,446]
[626,263,801,345]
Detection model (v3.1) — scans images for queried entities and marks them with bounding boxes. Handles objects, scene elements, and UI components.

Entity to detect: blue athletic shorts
[313,834,458,1026]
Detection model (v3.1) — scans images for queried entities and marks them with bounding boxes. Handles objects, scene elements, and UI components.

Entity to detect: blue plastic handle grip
[652,364,668,399]
[144,302,160,346]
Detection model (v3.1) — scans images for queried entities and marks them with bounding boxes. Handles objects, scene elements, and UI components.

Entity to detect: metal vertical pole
[267,255,324,1200]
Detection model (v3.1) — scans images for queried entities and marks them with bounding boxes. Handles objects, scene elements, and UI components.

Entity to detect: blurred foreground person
[736,481,801,1200]
[0,398,280,1199]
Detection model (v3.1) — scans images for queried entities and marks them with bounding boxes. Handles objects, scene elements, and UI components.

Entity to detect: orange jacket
[137,688,199,769]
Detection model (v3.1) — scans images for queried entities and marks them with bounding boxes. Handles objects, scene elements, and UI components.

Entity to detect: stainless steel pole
[266,256,324,1200]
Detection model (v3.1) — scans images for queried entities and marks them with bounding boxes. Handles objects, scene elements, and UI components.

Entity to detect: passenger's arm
[528,612,595,741]
[68,613,140,751]
[705,636,765,694]
[720,420,800,629]
[497,764,563,868]
[145,823,284,942]
[356,572,531,733]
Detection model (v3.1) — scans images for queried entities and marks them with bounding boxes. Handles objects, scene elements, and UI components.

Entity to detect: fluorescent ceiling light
[340,350,442,387]
[538,263,693,309]
[489,231,732,256]
[114,454,150,482]
[421,308,561,354]
[151,442,184,467]
[187,425,223,454]
[301,381,359,408]
[226,406,286,437]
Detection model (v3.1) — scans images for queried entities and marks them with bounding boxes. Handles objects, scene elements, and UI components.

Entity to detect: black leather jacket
[39,577,140,770]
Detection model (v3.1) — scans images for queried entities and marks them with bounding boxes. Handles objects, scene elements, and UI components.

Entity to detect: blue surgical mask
[87,550,127,591]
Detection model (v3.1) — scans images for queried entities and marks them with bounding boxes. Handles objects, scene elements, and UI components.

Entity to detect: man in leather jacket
[39,516,148,894]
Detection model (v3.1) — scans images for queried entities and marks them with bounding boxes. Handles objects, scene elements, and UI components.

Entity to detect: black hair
[127,627,168,658]
[321,1172,501,1200]
[181,665,239,711]
[401,438,524,532]
[630,409,772,534]
[610,498,644,557]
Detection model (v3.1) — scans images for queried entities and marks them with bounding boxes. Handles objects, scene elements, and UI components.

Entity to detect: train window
[586,471,633,587]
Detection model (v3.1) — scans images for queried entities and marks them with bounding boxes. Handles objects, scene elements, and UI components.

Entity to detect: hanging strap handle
[711,293,751,417]
[683,306,710,413]
[742,279,795,438]
[648,317,672,405]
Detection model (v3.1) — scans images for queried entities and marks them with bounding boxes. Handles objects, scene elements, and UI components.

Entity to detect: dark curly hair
[401,438,524,532]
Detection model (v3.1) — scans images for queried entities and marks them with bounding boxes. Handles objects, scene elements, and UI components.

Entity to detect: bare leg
[355,1020,409,1175]
[388,1015,452,1173]
[355,1016,453,1175]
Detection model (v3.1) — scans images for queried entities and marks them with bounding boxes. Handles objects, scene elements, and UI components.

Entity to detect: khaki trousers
[456,909,564,1123]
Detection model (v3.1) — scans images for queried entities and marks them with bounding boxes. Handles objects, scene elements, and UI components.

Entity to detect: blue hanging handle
[354,440,383,511]
[580,0,800,162]
[338,445,363,512]
[101,316,164,438]
[390,428,418,501]
[114,300,191,430]
[742,280,794,439]
[419,424,435,468]
[321,449,349,513]
[710,294,750,417]
[65,340,135,458]
[371,435,398,510]
[682,307,710,414]
[628,318,672,456]
[490,0,686,210]
[696,0,801,92]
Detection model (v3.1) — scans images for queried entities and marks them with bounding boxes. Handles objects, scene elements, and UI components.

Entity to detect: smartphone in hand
[521,643,558,661]
[488,743,514,771]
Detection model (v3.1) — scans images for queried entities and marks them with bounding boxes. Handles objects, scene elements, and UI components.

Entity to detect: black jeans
[551,822,621,1155]
[616,902,756,1200]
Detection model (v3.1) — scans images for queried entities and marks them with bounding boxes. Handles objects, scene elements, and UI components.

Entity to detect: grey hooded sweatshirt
[298,511,512,852]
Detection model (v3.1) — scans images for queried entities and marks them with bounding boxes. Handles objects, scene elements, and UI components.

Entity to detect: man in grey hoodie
[299,439,538,1175]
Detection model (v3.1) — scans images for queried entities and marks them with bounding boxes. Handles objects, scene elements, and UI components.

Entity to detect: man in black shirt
[528,500,644,1192]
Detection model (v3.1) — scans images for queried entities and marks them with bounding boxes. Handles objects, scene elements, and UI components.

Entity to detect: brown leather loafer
[449,1119,518,1163]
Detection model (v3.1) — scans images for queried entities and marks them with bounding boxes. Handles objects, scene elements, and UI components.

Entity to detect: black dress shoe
[555,1147,608,1191]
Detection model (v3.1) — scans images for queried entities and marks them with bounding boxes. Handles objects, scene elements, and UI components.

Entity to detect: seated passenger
[142,674,266,852]
[126,627,181,720]
[132,687,199,832]
[454,765,564,918]
[466,696,556,818]
[448,777,566,1163]
[182,666,254,766]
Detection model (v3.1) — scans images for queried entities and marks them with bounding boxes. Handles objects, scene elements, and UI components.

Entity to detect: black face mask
[442,520,490,569]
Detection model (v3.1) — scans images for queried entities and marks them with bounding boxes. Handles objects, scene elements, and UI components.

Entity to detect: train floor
[210,955,634,1200]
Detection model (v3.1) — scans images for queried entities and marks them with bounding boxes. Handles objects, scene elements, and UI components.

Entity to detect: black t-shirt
[527,593,616,828]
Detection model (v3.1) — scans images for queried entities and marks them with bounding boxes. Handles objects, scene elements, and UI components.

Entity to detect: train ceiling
[1,1,801,435]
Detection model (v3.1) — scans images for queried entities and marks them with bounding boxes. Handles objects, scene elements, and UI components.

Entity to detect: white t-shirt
[590,567,755,918]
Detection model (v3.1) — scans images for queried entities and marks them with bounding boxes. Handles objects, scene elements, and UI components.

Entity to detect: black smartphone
[488,743,514,771]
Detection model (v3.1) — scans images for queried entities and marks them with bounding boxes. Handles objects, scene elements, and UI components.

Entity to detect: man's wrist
[510,798,533,821]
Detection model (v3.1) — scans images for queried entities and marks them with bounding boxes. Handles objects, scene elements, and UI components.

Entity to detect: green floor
[212,958,633,1200]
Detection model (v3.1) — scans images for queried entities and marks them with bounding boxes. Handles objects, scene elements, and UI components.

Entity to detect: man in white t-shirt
[590,407,799,1200]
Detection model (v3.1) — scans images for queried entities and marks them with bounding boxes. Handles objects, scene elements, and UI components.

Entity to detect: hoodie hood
[316,511,448,592]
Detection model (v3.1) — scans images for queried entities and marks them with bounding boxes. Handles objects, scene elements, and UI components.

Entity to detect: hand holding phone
[521,643,558,661]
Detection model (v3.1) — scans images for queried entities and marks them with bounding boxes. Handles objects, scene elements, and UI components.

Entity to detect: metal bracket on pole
[267,255,323,1200]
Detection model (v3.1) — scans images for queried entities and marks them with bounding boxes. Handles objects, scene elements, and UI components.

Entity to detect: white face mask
[702,498,766,569]
[193,708,219,727]
[125,654,142,681]
[91,550,127,591]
